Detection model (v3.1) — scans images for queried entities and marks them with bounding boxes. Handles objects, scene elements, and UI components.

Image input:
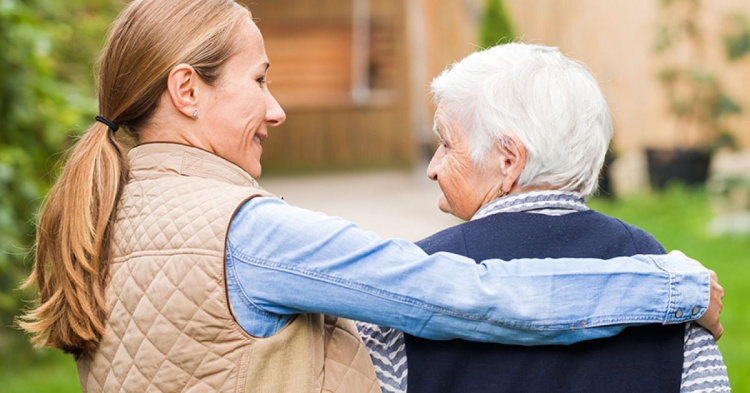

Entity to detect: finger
[668,250,687,258]
[668,250,703,266]
[714,325,724,341]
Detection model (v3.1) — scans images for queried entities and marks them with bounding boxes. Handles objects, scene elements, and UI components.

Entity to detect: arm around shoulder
[227,197,713,345]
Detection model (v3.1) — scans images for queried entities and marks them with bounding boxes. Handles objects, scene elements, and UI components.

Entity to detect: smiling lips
[253,132,267,146]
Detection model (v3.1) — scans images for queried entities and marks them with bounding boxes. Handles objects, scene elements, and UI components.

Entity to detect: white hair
[431,43,613,197]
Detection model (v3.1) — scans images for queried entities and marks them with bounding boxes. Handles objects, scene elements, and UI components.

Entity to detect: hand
[697,269,724,340]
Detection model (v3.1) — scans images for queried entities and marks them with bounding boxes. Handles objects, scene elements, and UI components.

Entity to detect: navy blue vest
[405,210,684,393]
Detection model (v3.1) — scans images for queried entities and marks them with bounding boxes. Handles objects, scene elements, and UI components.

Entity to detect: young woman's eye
[257,76,268,85]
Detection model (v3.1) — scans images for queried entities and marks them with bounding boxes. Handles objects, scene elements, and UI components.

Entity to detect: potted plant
[649,0,742,190]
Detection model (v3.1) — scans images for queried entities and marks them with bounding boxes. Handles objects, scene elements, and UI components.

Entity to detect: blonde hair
[19,0,250,359]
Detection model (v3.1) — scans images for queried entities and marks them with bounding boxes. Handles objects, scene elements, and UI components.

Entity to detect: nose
[426,146,442,181]
[265,90,286,126]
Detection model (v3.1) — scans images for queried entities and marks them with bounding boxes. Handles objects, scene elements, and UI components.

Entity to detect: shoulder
[229,197,328,248]
[231,196,342,230]
[233,196,301,222]
[615,219,666,255]
[588,210,666,255]
[416,221,470,255]
[228,196,382,257]
[415,213,537,255]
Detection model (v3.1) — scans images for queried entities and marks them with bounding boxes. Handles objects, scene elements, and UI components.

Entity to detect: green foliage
[653,0,742,151]
[479,0,515,48]
[0,0,121,363]
[725,13,750,61]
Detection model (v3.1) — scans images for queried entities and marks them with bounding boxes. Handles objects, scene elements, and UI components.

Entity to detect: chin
[244,164,261,179]
[438,200,451,215]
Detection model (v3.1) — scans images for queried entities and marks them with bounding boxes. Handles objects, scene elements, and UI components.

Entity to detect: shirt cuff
[652,254,711,324]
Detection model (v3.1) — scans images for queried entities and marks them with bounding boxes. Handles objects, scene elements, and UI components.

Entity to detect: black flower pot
[646,148,712,190]
[598,152,616,198]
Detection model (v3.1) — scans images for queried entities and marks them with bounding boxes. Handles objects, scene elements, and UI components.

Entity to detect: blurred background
[1,0,748,391]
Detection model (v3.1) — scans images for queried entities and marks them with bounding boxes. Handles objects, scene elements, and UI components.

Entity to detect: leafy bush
[725,13,750,61]
[479,0,516,48]
[0,0,120,364]
[653,0,743,151]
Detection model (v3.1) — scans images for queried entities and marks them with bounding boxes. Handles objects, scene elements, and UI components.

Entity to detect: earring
[191,109,198,120]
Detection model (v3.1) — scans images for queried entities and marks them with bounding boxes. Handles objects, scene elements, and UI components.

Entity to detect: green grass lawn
[590,187,750,392]
[0,349,80,393]
[2,187,748,392]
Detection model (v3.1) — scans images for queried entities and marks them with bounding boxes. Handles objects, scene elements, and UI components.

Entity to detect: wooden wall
[412,0,750,153]
[502,0,750,151]
[244,0,414,172]
[414,0,750,152]
[244,0,750,172]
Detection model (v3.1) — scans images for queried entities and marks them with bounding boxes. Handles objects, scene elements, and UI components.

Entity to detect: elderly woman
[21,1,721,392]
[359,44,729,393]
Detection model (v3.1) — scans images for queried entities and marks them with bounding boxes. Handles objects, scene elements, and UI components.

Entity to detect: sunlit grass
[590,187,750,392]
[0,349,79,393]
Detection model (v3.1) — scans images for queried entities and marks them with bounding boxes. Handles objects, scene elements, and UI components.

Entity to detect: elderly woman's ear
[497,132,526,194]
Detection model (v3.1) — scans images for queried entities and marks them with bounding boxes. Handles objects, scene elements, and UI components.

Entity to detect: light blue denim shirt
[225,197,709,345]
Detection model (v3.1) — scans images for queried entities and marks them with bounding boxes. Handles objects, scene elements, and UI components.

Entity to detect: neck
[509,184,558,195]
[139,117,215,155]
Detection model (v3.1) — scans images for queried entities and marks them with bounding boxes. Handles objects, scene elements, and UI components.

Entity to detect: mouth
[253,132,267,145]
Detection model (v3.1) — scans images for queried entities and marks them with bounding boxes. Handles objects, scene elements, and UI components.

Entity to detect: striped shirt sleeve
[681,323,731,392]
[356,322,408,393]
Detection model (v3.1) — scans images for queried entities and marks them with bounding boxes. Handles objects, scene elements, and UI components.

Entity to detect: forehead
[434,104,472,146]
[433,105,455,131]
[233,18,267,62]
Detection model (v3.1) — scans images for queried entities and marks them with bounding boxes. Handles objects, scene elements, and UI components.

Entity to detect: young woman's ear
[498,132,527,193]
[166,63,200,119]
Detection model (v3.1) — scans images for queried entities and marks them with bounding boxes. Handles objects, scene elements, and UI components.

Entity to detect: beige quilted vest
[77,143,380,393]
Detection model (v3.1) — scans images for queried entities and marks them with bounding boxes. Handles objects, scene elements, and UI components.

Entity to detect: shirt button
[675,309,683,318]
[692,306,700,315]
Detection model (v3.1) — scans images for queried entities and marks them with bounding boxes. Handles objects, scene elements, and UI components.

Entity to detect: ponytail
[18,0,250,359]
[19,122,128,359]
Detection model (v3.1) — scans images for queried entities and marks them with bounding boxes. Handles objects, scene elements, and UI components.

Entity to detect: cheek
[223,85,264,129]
[438,162,465,206]
[439,158,483,219]
[248,90,268,118]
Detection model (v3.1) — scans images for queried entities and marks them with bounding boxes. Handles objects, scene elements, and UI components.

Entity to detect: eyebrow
[253,61,270,75]
[432,123,443,139]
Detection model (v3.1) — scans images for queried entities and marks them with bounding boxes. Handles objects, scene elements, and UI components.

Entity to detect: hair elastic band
[95,115,119,132]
